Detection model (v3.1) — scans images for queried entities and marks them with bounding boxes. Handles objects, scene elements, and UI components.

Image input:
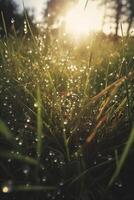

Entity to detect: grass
[0,26,134,199]
[109,126,134,187]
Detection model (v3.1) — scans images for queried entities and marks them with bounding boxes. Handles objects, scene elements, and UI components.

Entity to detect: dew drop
[2,186,9,193]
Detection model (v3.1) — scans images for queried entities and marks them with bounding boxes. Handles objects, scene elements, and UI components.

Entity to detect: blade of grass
[23,2,36,43]
[36,85,43,160]
[84,0,89,10]
[14,185,56,192]
[84,52,93,96]
[0,120,13,140]
[0,151,39,166]
[108,126,134,187]
[86,115,107,144]
[70,159,113,185]
[114,97,127,115]
[63,129,70,162]
[1,11,8,39]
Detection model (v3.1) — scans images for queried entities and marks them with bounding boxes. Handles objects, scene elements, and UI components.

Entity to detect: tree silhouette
[99,0,133,36]
[102,0,124,36]
[113,0,123,36]
[127,0,134,35]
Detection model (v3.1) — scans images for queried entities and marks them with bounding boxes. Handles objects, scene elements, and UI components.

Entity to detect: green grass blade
[14,185,56,192]
[63,129,70,161]
[109,126,134,187]
[0,151,39,166]
[0,120,13,140]
[1,11,8,38]
[70,159,113,185]
[23,2,36,43]
[36,85,43,160]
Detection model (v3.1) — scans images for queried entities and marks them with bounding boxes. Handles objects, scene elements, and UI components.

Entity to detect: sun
[65,0,104,37]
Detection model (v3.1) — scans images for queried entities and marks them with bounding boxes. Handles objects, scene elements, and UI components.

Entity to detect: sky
[14,0,46,21]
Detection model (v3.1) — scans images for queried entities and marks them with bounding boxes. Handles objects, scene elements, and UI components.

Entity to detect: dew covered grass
[0,30,134,200]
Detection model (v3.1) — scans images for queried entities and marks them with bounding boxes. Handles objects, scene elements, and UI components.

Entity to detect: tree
[113,0,123,36]
[101,0,134,36]
[86,0,126,36]
[102,0,124,36]
[127,0,134,35]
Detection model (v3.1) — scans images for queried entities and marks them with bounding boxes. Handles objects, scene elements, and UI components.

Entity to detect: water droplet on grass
[2,186,9,193]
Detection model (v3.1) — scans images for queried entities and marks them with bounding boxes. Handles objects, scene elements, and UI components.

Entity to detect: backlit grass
[0,28,134,199]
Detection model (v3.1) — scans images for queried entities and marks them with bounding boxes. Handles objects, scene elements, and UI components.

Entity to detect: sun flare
[65,1,104,37]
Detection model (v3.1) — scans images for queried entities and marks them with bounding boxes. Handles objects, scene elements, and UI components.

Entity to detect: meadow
[0,27,134,200]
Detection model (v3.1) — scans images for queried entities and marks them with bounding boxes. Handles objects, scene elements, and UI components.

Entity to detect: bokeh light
[65,0,104,37]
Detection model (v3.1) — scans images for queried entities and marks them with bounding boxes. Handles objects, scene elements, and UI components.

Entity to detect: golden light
[2,186,9,193]
[65,0,104,37]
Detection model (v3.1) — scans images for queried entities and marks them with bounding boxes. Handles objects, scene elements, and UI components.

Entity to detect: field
[0,29,134,200]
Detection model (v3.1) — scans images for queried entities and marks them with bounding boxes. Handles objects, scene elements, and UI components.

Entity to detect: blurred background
[0,0,134,37]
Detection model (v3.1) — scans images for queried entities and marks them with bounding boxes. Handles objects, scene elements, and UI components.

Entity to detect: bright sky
[14,0,46,21]
[13,0,116,35]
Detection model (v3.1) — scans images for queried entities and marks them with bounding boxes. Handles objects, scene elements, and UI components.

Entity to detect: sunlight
[65,0,104,37]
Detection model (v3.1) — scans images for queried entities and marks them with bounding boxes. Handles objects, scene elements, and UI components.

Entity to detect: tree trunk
[115,0,122,37]
[127,17,133,36]
[115,18,119,37]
